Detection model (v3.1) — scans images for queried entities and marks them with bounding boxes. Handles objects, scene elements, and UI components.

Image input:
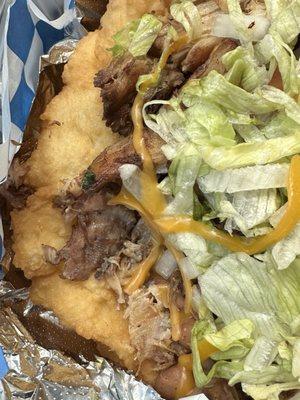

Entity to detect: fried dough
[25,0,169,194]
[25,34,118,192]
[16,0,168,279]
[25,86,115,190]
[11,188,72,279]
[30,272,136,370]
[14,0,169,372]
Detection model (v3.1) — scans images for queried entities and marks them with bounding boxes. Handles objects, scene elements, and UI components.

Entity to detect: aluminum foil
[0,280,163,400]
[40,38,80,71]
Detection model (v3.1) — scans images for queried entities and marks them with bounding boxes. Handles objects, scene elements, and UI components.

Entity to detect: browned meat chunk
[44,205,137,280]
[202,378,241,400]
[180,316,196,348]
[88,129,167,190]
[182,36,222,73]
[192,39,237,79]
[94,54,154,136]
[144,64,184,110]
[94,51,184,136]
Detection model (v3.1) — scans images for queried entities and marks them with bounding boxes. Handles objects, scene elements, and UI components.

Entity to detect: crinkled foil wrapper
[0,280,163,400]
[0,6,163,399]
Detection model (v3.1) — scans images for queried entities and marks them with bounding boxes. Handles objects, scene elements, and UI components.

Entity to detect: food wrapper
[0,1,178,399]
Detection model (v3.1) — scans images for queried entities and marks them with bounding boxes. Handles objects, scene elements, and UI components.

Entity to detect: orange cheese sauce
[175,340,218,398]
[124,245,163,295]
[178,339,218,370]
[155,154,300,256]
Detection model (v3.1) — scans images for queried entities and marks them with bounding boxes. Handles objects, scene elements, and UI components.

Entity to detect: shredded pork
[125,286,176,370]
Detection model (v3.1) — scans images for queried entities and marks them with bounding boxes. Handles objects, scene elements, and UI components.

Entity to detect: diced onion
[154,250,177,279]
[191,284,202,314]
[212,13,270,42]
[179,257,200,280]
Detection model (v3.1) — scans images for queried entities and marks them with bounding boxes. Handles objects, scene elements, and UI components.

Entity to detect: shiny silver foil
[40,38,80,71]
[0,280,163,400]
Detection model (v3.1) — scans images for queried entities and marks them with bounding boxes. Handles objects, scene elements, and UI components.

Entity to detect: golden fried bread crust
[11,188,72,279]
[14,0,169,372]
[25,0,169,194]
[25,30,118,193]
[30,272,136,370]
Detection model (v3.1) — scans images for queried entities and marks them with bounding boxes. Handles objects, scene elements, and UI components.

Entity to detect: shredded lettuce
[258,112,300,140]
[244,337,278,371]
[269,0,300,44]
[270,214,300,269]
[200,133,300,170]
[243,382,300,400]
[226,0,261,43]
[190,254,300,397]
[255,33,299,96]
[198,164,289,193]
[258,86,300,124]
[212,13,270,43]
[264,0,291,20]
[219,189,280,234]
[205,319,254,352]
[170,0,202,40]
[122,3,300,399]
[201,253,300,340]
[182,71,280,114]
[222,46,268,92]
[165,145,202,215]
[110,19,140,57]
[183,71,300,120]
[168,232,215,269]
[144,97,237,148]
[110,14,162,57]
[191,320,245,387]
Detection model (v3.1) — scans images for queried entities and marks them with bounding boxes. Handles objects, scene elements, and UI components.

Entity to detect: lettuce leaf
[271,221,300,270]
[212,13,270,43]
[223,46,268,92]
[201,253,300,340]
[110,19,140,57]
[165,145,202,215]
[182,71,280,114]
[269,0,300,44]
[226,0,268,43]
[243,382,300,400]
[198,164,289,193]
[255,33,299,96]
[244,337,278,371]
[191,319,245,387]
[144,96,237,148]
[110,14,162,57]
[190,254,300,397]
[259,112,300,139]
[219,189,280,234]
[205,319,254,352]
[168,232,215,269]
[258,86,300,124]
[200,132,300,170]
[170,0,202,40]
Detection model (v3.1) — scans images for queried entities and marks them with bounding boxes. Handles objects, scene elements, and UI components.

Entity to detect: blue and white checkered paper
[0,0,80,257]
[0,0,77,184]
